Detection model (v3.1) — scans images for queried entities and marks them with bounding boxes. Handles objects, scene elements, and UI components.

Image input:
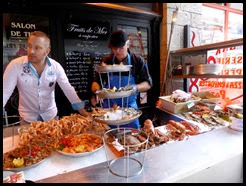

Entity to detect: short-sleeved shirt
[94,51,153,87]
[3,56,85,123]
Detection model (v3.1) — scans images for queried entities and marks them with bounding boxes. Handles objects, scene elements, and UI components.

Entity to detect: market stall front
[3,109,243,183]
[2,3,243,183]
[33,126,242,183]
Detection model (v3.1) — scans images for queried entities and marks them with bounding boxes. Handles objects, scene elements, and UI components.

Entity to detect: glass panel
[117,25,148,63]
[228,12,243,40]
[3,13,49,72]
[201,6,225,45]
[230,3,243,11]
[191,46,243,105]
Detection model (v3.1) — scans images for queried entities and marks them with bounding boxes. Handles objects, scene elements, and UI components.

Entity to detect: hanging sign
[64,21,110,40]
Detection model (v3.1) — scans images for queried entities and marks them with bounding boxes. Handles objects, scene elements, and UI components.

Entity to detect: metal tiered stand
[94,64,142,128]
[94,64,148,178]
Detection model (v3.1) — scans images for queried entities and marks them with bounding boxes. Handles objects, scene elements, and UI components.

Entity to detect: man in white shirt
[3,31,89,125]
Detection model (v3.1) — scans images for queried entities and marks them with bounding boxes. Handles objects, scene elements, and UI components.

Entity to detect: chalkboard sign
[64,21,111,102]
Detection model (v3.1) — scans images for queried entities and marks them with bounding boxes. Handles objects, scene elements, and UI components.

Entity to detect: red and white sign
[140,92,147,104]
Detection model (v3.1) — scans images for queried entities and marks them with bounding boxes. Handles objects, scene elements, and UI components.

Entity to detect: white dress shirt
[3,56,84,123]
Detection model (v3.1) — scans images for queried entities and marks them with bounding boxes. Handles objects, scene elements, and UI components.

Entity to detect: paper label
[187,101,195,109]
[140,92,147,104]
[3,171,26,183]
[112,140,125,151]
[231,117,243,129]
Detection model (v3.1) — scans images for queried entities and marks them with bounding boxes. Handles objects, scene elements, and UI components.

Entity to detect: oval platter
[56,144,104,157]
[3,157,49,172]
[96,90,134,99]
[93,109,142,125]
[95,65,132,72]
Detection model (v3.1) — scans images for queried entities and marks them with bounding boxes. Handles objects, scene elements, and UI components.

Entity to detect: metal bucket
[227,104,243,132]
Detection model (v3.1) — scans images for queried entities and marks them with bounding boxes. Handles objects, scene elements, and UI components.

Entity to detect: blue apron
[102,53,140,129]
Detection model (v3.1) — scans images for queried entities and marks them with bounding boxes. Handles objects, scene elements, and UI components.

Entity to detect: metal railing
[3,111,20,127]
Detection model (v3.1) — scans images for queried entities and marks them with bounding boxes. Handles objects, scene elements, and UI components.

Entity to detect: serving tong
[18,125,32,158]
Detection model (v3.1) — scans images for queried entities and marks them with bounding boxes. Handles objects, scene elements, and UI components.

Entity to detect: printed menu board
[64,21,111,101]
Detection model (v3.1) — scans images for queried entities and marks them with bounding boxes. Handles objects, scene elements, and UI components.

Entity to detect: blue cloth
[108,101,140,129]
[102,53,140,129]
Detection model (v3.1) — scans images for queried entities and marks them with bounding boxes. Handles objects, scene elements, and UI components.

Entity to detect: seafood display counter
[35,126,243,183]
[3,132,108,182]
[3,110,243,183]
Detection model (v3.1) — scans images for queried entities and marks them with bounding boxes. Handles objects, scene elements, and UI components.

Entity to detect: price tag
[231,117,243,130]
[140,92,147,104]
[187,101,195,109]
[112,140,124,151]
[3,171,26,183]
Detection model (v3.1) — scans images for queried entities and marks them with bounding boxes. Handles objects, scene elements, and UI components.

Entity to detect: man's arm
[55,62,89,117]
[3,61,18,108]
[77,108,89,117]
[135,81,151,93]
[132,55,152,94]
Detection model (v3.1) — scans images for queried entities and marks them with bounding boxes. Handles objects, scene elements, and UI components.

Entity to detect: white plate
[96,90,134,99]
[228,125,243,132]
[57,144,103,157]
[93,109,142,125]
[95,65,132,72]
[3,157,48,172]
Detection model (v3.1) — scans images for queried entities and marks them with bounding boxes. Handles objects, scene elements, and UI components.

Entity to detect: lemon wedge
[13,157,24,168]
[75,145,85,153]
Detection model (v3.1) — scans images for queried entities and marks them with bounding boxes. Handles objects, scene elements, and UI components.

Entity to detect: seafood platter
[104,118,203,158]
[3,145,52,171]
[95,86,134,99]
[158,90,222,115]
[104,128,149,157]
[158,90,203,114]
[103,128,149,177]
[54,133,103,157]
[3,114,109,171]
[180,103,230,131]
[94,63,142,127]
[159,96,201,114]
[92,106,142,125]
[95,63,132,72]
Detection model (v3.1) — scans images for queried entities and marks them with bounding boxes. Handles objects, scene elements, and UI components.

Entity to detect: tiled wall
[160,3,203,95]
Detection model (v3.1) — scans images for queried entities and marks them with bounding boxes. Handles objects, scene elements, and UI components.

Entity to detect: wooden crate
[159,96,200,114]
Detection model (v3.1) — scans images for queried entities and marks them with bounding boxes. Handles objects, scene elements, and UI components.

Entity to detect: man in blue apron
[91,30,152,129]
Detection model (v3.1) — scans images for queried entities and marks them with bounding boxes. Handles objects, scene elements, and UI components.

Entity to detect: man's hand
[91,82,100,93]
[132,84,138,94]
[91,94,99,107]
[78,108,89,117]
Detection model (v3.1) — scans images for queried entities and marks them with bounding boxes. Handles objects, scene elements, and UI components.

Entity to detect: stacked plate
[193,64,222,75]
